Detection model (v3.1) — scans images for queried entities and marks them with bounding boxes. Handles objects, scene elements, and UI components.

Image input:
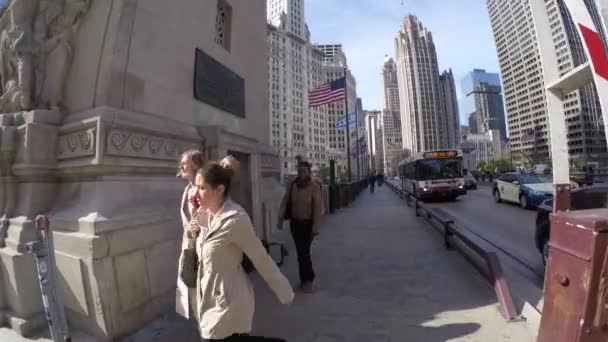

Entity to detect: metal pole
[25,215,71,342]
[355,108,360,180]
[344,68,352,182]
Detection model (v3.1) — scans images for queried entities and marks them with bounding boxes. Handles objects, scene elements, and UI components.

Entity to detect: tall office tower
[316,44,359,179]
[395,15,448,154]
[317,44,343,63]
[461,69,506,140]
[267,0,306,40]
[381,56,403,174]
[365,110,384,174]
[486,0,607,165]
[380,110,402,175]
[460,125,470,139]
[355,98,368,176]
[267,0,328,180]
[381,55,401,113]
[439,69,461,148]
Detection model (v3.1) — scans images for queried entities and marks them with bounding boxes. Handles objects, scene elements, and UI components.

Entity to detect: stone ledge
[105,218,180,257]
[0,310,47,338]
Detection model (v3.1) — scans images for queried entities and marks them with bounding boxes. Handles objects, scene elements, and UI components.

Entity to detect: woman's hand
[188,218,201,238]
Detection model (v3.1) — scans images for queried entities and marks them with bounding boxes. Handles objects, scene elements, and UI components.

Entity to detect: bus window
[416,158,463,180]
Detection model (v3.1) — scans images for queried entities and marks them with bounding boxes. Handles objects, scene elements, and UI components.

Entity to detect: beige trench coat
[176,184,199,319]
[178,198,294,339]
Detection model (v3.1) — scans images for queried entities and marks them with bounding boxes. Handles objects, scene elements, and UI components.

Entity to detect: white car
[493,173,553,209]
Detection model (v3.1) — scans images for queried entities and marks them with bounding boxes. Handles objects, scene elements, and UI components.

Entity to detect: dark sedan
[535,185,608,265]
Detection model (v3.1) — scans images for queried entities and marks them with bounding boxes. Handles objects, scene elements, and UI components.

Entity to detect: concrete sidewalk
[1,186,533,341]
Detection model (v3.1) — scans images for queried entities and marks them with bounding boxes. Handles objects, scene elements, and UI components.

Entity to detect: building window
[215,0,232,51]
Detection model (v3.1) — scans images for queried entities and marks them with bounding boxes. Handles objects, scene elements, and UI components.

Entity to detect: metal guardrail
[384,181,519,322]
[328,180,367,213]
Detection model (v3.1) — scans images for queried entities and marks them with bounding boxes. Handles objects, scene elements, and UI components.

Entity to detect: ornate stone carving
[0,0,92,113]
[105,129,199,161]
[57,127,96,160]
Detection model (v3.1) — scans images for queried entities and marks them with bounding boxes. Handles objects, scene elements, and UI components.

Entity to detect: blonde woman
[188,162,293,341]
[176,150,205,326]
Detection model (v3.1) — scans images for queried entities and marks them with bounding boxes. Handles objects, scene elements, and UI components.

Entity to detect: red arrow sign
[579,23,608,81]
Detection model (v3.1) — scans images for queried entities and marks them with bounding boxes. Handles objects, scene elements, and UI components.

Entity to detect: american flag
[308,77,346,107]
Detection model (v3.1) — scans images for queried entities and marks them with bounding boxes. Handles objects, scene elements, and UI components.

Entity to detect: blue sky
[305,0,501,123]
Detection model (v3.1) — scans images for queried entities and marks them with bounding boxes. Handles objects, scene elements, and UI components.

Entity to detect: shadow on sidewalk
[246,186,531,341]
[84,186,531,342]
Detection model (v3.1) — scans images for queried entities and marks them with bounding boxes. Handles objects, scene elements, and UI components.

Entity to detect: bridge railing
[384,181,519,321]
[326,180,367,213]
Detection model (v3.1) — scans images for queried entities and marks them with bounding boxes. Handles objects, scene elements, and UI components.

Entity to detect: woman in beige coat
[187,162,294,341]
[176,150,205,324]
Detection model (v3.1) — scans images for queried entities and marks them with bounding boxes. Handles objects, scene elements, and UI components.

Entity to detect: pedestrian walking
[188,162,294,341]
[586,166,594,186]
[368,174,375,193]
[176,149,205,331]
[278,160,322,293]
[220,155,245,205]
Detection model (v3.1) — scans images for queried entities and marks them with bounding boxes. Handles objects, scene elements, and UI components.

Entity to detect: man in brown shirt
[278,161,322,293]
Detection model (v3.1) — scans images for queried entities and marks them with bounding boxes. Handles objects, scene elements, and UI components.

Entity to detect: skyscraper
[461,69,506,140]
[316,44,359,179]
[381,55,401,113]
[486,0,607,165]
[381,56,403,175]
[439,69,461,148]
[356,98,369,175]
[267,0,328,180]
[395,15,451,154]
[267,0,306,40]
[317,44,343,63]
[365,110,384,173]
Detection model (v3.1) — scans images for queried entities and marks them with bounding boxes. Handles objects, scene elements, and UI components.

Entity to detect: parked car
[464,173,477,190]
[535,185,608,265]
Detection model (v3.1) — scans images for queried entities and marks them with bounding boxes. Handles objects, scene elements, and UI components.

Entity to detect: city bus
[397,150,466,201]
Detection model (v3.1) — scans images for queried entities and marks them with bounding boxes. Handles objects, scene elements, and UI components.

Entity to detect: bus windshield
[416,158,463,180]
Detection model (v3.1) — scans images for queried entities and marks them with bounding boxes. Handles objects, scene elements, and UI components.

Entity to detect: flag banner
[336,112,356,130]
[309,77,346,107]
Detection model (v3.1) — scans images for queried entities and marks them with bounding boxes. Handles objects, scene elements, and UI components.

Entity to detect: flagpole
[344,67,352,182]
[355,106,360,180]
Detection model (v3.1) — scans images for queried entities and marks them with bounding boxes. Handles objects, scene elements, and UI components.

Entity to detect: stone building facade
[0,0,281,340]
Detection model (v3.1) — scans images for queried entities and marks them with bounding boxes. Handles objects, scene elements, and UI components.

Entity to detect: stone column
[0,109,63,335]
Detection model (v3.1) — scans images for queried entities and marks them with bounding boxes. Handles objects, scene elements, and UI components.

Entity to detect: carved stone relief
[0,0,92,113]
[57,127,96,160]
[105,129,199,161]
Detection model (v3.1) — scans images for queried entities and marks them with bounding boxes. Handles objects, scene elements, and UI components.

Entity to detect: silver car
[464,173,477,190]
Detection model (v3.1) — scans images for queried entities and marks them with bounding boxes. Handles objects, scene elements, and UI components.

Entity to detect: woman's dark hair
[177,149,204,176]
[197,162,234,197]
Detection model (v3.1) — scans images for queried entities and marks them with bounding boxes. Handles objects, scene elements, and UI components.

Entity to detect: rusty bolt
[556,274,570,286]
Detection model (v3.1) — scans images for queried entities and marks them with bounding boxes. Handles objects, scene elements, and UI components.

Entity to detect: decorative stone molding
[105,128,199,161]
[57,128,96,160]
